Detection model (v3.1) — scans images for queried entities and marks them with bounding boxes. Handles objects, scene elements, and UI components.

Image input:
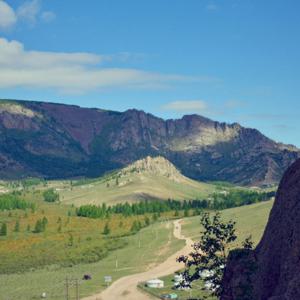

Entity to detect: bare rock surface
[221,158,300,300]
[0,99,298,184]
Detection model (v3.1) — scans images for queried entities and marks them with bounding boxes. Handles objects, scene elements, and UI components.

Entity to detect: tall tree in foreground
[177,212,237,297]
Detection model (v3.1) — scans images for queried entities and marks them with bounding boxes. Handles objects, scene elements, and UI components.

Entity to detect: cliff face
[0,99,298,184]
[221,158,300,300]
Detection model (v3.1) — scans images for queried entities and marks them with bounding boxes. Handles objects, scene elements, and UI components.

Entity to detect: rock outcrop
[120,156,184,183]
[0,99,298,185]
[221,158,300,300]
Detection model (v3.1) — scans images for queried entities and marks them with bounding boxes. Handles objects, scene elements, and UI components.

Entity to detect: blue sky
[0,0,299,146]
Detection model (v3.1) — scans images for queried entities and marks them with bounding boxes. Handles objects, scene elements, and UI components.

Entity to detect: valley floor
[0,221,184,300]
[0,200,273,300]
[81,219,192,300]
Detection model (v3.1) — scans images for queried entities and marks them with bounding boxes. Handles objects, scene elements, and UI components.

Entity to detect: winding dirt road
[82,219,193,300]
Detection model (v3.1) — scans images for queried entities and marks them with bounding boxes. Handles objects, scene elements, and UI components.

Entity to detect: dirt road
[82,219,193,300]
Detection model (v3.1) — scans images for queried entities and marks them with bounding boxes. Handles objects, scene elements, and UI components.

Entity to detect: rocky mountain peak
[121,156,183,182]
[0,99,298,184]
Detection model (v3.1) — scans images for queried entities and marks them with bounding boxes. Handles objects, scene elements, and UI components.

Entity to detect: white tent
[146,279,164,288]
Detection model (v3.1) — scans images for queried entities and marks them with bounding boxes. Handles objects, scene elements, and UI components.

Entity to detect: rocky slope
[0,99,298,185]
[120,156,184,183]
[221,158,300,300]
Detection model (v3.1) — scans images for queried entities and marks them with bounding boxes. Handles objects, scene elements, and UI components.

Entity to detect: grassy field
[0,217,184,300]
[140,200,274,300]
[0,174,274,300]
[182,200,274,246]
[0,188,188,300]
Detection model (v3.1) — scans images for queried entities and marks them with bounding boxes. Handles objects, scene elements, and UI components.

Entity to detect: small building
[146,279,164,288]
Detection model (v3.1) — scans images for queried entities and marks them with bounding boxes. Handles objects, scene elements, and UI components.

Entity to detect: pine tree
[14,219,20,232]
[34,219,47,233]
[42,217,48,231]
[0,223,7,236]
[103,222,110,235]
[68,234,74,246]
[184,209,189,217]
[144,216,150,226]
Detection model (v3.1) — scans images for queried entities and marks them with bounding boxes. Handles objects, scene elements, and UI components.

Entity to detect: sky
[0,0,300,146]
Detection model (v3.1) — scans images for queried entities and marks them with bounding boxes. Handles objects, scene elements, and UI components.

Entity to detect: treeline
[76,189,275,219]
[210,189,275,210]
[0,193,35,211]
[76,199,202,218]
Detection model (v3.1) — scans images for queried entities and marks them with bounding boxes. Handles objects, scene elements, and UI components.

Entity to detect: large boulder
[221,158,300,300]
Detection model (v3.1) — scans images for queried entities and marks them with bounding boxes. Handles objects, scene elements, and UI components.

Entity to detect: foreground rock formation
[221,158,300,300]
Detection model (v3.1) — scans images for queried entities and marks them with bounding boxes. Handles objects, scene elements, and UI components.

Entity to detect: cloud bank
[0,38,207,94]
[0,1,17,30]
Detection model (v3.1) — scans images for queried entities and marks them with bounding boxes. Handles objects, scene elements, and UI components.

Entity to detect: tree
[34,218,48,233]
[152,213,158,222]
[103,222,110,235]
[14,219,20,232]
[42,217,48,231]
[184,209,189,217]
[144,216,150,226]
[34,219,43,233]
[177,212,237,297]
[243,235,253,250]
[43,189,59,203]
[174,209,179,217]
[0,223,7,236]
[130,220,141,233]
[68,233,74,246]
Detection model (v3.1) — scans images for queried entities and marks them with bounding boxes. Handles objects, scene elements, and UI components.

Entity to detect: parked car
[82,274,92,280]
[161,293,178,299]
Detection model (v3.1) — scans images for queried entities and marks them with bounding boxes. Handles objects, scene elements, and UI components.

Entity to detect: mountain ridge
[0,99,298,185]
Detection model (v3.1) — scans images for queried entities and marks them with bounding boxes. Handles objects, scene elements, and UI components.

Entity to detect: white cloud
[0,0,55,30]
[162,100,209,113]
[0,0,17,30]
[0,38,205,94]
[40,11,56,23]
[17,0,41,24]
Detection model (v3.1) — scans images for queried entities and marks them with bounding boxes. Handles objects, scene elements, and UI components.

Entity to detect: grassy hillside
[0,189,185,300]
[140,200,274,300]
[59,157,217,206]
[0,220,184,300]
[182,200,274,246]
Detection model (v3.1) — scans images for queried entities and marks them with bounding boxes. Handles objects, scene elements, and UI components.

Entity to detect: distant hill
[60,156,216,206]
[0,99,298,185]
